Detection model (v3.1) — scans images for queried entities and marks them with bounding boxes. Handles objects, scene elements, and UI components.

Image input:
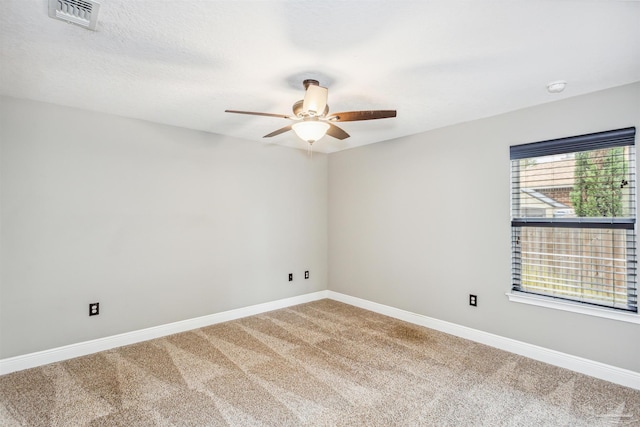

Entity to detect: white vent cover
[48,0,101,31]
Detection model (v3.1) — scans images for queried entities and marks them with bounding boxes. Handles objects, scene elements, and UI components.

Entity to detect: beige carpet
[1,299,639,426]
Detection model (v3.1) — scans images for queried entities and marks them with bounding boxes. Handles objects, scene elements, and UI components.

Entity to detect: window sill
[506,291,640,324]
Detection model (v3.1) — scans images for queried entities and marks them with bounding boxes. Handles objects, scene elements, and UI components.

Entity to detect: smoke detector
[547,81,567,94]
[48,0,101,31]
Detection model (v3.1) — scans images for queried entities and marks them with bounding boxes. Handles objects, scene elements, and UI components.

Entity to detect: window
[510,127,637,313]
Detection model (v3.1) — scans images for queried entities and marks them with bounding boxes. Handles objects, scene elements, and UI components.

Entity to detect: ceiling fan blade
[326,123,350,140]
[302,85,328,116]
[225,110,291,119]
[263,125,293,138]
[328,110,397,122]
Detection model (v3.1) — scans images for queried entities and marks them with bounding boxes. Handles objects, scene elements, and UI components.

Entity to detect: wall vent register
[48,0,101,30]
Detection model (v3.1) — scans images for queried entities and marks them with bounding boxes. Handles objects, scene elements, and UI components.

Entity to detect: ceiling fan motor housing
[292,100,329,117]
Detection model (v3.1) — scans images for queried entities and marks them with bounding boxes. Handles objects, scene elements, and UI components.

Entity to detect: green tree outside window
[570,147,627,217]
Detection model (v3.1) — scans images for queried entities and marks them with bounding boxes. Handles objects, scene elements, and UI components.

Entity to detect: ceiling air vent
[48,0,101,31]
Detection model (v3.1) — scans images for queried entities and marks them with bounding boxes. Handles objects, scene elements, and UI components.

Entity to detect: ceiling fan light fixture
[292,120,330,144]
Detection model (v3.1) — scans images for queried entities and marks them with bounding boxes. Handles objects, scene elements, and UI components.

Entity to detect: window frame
[506,291,640,324]
[509,127,638,320]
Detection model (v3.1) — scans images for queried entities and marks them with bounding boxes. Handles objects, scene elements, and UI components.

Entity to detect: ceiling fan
[225,79,396,148]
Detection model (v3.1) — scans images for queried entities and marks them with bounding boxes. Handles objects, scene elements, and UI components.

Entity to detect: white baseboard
[0,291,329,375]
[327,291,640,391]
[2,289,638,391]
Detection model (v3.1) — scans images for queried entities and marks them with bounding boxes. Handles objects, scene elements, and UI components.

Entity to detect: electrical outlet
[469,295,477,307]
[288,273,293,282]
[305,270,309,279]
[89,302,99,316]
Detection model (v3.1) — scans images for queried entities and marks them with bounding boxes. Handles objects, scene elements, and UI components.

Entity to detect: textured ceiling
[1,1,639,153]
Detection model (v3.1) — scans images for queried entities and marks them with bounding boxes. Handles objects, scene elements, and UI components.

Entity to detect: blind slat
[511,219,635,229]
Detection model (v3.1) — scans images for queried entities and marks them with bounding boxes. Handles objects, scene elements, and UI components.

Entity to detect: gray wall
[328,82,640,372]
[3,83,640,373]
[0,97,328,358]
